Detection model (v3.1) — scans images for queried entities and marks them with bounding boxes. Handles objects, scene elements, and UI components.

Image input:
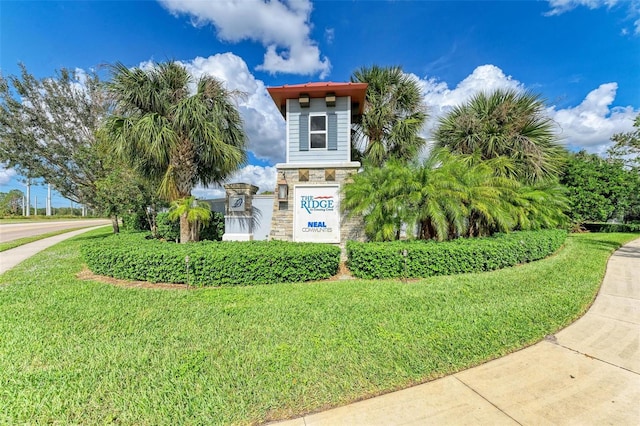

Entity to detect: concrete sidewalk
[0,225,108,275]
[277,238,640,425]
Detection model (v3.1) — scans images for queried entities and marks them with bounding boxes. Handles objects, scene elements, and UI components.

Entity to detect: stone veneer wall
[269,166,365,254]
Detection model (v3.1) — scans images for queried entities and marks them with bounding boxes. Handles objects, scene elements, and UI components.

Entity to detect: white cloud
[546,0,640,34]
[157,0,331,77]
[548,83,638,153]
[417,65,524,119]
[0,164,17,186]
[545,0,619,16]
[173,53,286,163]
[415,65,638,154]
[192,164,277,199]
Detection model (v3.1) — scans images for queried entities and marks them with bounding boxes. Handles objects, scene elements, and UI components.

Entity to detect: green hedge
[581,222,640,233]
[347,229,567,279]
[82,233,340,286]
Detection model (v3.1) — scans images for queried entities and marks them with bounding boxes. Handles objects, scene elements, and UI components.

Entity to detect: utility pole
[35,195,38,216]
[46,184,52,216]
[26,178,31,217]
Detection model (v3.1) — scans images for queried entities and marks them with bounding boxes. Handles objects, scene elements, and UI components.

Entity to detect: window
[309,114,327,149]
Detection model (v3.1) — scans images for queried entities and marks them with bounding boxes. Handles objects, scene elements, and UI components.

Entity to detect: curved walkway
[0,225,108,275]
[277,238,640,425]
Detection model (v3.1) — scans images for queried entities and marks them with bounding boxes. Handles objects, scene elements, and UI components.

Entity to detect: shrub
[347,229,567,279]
[82,233,340,286]
[156,212,180,241]
[581,222,640,233]
[199,212,225,241]
[121,210,151,232]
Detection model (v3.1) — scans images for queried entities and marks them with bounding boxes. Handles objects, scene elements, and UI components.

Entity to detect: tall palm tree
[434,89,565,184]
[105,61,247,242]
[351,65,427,166]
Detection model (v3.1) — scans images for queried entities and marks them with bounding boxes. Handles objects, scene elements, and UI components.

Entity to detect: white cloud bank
[414,64,638,154]
[549,83,637,153]
[157,0,331,77]
[0,164,17,186]
[546,0,640,34]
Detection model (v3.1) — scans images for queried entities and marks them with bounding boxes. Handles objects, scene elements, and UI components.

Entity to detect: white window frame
[309,113,327,150]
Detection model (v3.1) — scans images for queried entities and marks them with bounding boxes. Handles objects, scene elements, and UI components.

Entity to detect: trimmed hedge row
[581,222,640,233]
[82,233,340,286]
[346,229,567,279]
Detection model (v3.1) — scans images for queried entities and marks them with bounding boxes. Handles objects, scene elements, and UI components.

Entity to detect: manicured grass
[0,229,86,252]
[0,230,637,424]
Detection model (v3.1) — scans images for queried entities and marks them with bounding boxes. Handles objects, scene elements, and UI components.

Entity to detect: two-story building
[267,82,368,247]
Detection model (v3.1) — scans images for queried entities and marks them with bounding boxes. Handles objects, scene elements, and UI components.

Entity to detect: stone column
[222,183,259,241]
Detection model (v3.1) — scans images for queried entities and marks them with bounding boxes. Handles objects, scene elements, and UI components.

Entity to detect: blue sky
[1,0,639,206]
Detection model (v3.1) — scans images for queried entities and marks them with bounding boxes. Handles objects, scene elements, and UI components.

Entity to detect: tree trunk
[111,215,120,234]
[179,212,191,243]
[191,219,201,242]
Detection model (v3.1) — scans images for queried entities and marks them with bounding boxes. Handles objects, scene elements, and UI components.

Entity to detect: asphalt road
[0,219,111,243]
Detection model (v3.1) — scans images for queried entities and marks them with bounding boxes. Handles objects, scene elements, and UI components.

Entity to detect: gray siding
[288,96,350,163]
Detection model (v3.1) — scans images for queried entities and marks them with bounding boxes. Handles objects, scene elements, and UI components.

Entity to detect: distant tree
[0,189,24,216]
[608,113,640,169]
[351,65,427,166]
[560,151,638,223]
[0,64,148,233]
[105,61,247,243]
[434,89,566,184]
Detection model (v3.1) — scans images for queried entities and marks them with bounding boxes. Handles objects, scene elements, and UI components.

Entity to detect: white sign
[293,185,341,243]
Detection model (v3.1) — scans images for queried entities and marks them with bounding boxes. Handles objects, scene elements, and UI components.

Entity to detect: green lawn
[0,229,637,425]
[0,229,90,252]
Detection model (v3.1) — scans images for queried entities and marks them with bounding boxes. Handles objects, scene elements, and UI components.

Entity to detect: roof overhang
[267,82,368,117]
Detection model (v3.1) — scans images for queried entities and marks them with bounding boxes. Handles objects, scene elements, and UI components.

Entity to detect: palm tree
[509,183,569,231]
[168,196,212,242]
[351,65,427,166]
[411,150,467,240]
[434,89,565,184]
[105,61,246,242]
[342,161,417,241]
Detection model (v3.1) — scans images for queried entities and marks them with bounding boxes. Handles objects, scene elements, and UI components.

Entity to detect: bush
[82,233,341,286]
[199,212,225,241]
[347,229,567,279]
[121,210,150,232]
[156,212,180,241]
